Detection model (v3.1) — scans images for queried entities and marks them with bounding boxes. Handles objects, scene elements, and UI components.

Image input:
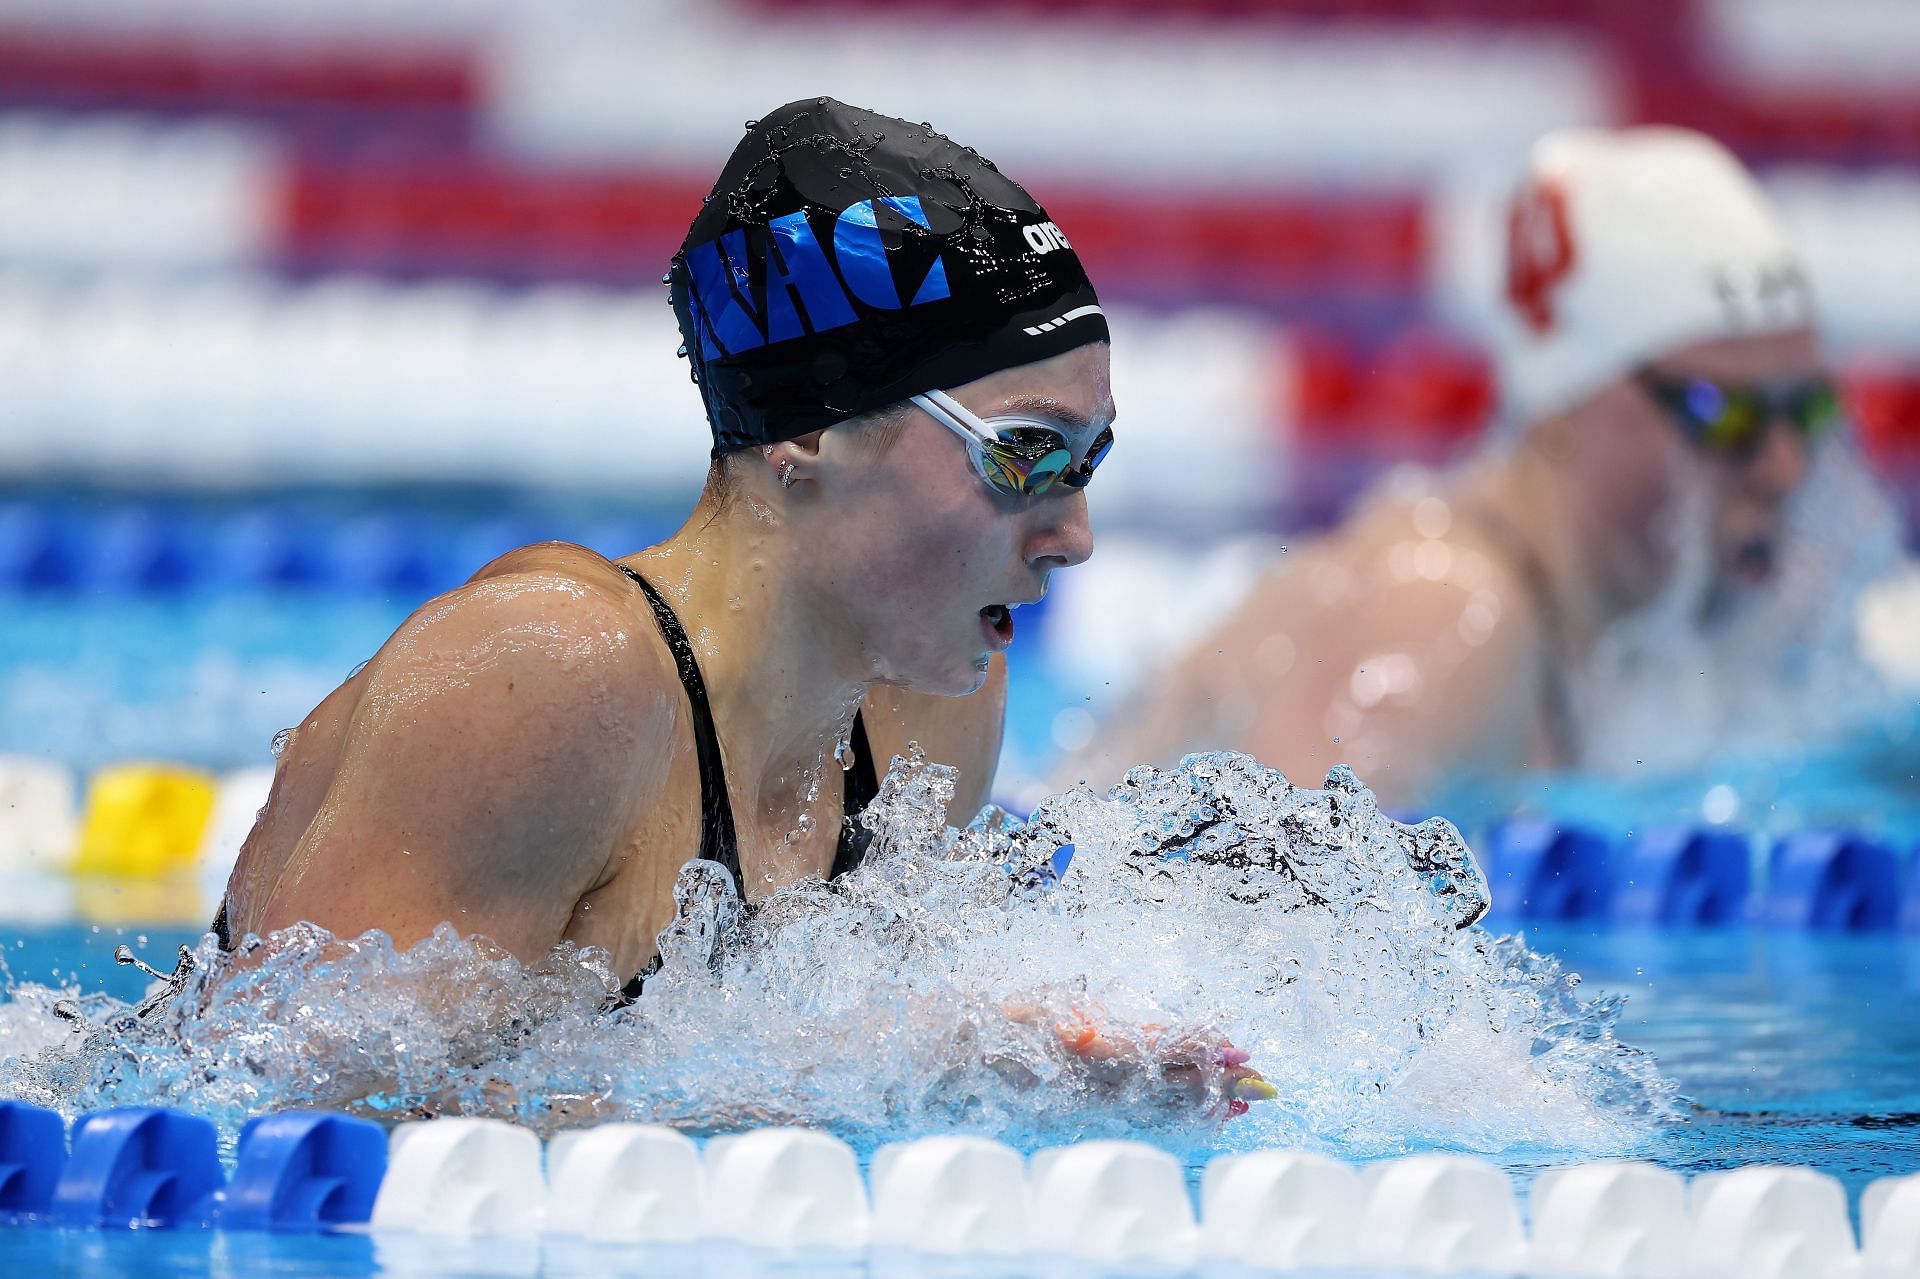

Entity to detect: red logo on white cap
[1507,180,1576,335]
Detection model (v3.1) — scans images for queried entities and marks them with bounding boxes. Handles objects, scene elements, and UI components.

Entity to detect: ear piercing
[778,460,795,489]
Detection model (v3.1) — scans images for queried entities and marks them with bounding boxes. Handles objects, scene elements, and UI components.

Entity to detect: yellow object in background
[73,764,217,878]
[72,872,209,927]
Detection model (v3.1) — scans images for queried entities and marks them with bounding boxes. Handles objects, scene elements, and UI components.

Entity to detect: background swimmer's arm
[248,572,672,960]
[1054,572,1541,810]
[1246,578,1544,809]
[862,654,1007,821]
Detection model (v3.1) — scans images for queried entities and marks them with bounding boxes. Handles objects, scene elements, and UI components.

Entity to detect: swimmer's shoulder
[465,539,651,596]
[367,541,683,777]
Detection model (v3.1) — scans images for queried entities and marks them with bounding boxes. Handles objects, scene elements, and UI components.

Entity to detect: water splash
[0,753,1678,1159]
[1574,437,1913,773]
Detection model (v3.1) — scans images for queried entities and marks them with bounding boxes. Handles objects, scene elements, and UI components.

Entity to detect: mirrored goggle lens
[979,441,1073,496]
[1663,377,1841,455]
[1061,427,1114,489]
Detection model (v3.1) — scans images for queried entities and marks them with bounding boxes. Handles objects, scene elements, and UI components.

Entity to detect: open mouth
[979,603,1015,650]
[1731,537,1776,581]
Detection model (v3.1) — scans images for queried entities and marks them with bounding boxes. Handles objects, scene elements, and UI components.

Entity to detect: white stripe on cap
[1022,305,1106,337]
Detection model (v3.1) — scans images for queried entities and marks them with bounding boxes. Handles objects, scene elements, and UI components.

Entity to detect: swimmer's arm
[250,573,672,960]
[1258,580,1542,809]
[862,654,1008,821]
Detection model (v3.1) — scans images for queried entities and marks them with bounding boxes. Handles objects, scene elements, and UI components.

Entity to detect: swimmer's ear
[763,432,826,490]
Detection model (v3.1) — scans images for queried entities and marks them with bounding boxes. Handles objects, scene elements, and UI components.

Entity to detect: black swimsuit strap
[831,711,881,879]
[620,564,745,893]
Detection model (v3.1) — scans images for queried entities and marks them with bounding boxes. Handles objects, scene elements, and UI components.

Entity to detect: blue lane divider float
[1765,831,1901,932]
[1471,817,1913,932]
[1479,819,1613,922]
[51,1106,225,1230]
[0,1101,66,1221]
[5,1104,1918,1274]
[1903,849,1920,932]
[218,1111,386,1234]
[0,494,691,598]
[1611,827,1751,927]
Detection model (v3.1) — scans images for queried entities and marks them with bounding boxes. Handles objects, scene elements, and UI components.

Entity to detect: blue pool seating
[1,1103,1913,1275]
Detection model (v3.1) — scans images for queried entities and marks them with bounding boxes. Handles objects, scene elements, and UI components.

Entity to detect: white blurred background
[0,0,1916,785]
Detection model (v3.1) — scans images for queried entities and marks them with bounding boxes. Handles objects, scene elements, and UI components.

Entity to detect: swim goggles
[1634,368,1841,459]
[911,389,1114,499]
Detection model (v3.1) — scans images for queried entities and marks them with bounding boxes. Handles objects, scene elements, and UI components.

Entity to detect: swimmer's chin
[923,662,992,698]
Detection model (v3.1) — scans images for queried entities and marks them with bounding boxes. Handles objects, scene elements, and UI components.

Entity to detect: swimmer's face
[1645,329,1822,596]
[1561,328,1821,611]
[798,343,1112,695]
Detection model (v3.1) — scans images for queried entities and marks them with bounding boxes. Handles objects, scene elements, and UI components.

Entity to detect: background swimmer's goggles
[1635,368,1841,458]
[911,389,1114,499]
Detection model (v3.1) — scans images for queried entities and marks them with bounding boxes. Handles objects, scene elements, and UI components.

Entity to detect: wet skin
[1556,328,1820,615]
[223,345,1113,984]
[1069,329,1825,808]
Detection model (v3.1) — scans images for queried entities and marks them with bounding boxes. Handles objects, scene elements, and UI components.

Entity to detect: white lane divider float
[869,1135,1029,1255]
[135,1102,1903,1278]
[370,1117,547,1237]
[544,1123,702,1244]
[1353,1154,1528,1275]
[1860,1171,1920,1277]
[701,1127,870,1250]
[1026,1138,1196,1265]
[1199,1148,1361,1270]
[196,765,276,905]
[0,755,76,869]
[1687,1166,1857,1279]
[1527,1161,1690,1277]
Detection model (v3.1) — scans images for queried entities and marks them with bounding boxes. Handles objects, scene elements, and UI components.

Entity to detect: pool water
[2,918,1914,1277]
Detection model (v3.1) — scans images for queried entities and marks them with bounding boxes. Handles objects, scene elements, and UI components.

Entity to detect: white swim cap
[1499,126,1814,423]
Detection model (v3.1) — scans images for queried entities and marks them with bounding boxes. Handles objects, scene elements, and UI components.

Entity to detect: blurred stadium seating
[0,0,1916,785]
[0,0,1911,516]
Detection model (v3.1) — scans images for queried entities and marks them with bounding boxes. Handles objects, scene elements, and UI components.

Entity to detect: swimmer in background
[216,98,1267,1112]
[1072,127,1862,808]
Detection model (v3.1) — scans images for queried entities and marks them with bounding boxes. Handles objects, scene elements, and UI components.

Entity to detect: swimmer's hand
[1001,998,1273,1118]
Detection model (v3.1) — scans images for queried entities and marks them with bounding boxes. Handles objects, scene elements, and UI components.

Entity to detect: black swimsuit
[614,564,878,999]
[212,563,883,994]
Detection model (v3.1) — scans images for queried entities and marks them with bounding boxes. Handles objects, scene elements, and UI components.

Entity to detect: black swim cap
[669,98,1108,454]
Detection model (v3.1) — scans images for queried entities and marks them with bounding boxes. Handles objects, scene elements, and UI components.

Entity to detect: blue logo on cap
[684,196,952,359]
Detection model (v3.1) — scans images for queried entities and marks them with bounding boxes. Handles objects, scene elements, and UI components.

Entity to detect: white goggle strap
[911,389,995,447]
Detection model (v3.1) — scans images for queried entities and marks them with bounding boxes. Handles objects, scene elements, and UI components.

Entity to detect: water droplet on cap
[660,271,672,285]
[676,344,688,358]
[744,119,759,130]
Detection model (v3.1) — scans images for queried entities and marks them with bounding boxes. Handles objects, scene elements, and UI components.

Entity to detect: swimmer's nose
[1027,487,1094,571]
[1747,412,1811,502]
